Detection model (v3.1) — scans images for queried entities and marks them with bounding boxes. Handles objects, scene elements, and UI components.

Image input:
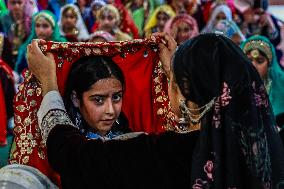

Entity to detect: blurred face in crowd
[175,21,193,45]
[156,12,170,31]
[9,0,24,17]
[62,8,77,30]
[134,0,144,7]
[98,11,117,33]
[35,17,53,41]
[213,12,227,27]
[77,78,123,136]
[215,12,227,22]
[77,0,87,7]
[252,8,265,24]
[231,34,243,46]
[246,49,269,79]
[243,7,265,25]
[171,0,189,14]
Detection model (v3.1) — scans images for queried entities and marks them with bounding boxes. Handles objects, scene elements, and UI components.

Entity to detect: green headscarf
[15,10,66,74]
[130,0,160,36]
[0,0,8,17]
[241,35,284,117]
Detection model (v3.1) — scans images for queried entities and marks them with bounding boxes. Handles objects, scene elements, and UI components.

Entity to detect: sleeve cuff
[37,90,65,126]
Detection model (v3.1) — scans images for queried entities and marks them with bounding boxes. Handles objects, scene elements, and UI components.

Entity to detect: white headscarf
[0,164,58,189]
[58,4,90,41]
[202,4,232,33]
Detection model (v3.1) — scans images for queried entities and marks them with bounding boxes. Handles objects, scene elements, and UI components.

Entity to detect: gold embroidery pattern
[10,74,44,164]
[40,109,76,145]
[152,61,177,132]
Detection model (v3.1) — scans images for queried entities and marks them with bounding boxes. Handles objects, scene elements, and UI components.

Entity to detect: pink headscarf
[164,14,199,42]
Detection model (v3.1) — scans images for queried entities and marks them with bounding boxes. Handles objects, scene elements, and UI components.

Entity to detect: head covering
[173,33,284,188]
[0,0,8,17]
[252,0,269,10]
[234,0,251,13]
[90,0,106,8]
[15,10,66,74]
[213,19,246,41]
[47,0,75,21]
[0,164,58,189]
[241,35,284,117]
[89,30,114,41]
[202,4,232,33]
[58,4,90,41]
[97,4,120,24]
[115,3,139,39]
[144,5,176,33]
[164,14,199,42]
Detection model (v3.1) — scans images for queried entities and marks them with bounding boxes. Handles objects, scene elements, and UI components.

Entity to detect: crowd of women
[1,0,284,188]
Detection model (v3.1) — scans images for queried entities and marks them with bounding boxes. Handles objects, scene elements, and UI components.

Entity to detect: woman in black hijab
[26,33,284,188]
[167,33,284,188]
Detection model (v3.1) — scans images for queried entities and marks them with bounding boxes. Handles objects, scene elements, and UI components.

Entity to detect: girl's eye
[256,58,265,65]
[93,96,104,105]
[112,93,122,102]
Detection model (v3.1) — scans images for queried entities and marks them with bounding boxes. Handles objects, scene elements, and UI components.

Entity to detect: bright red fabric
[0,60,14,145]
[0,76,7,145]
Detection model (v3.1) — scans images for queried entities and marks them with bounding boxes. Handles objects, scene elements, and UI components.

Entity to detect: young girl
[62,56,131,140]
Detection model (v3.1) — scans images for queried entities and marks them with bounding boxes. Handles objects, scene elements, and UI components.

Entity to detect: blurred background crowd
[0,0,284,168]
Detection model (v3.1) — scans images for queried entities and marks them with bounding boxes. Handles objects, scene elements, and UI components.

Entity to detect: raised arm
[27,40,58,96]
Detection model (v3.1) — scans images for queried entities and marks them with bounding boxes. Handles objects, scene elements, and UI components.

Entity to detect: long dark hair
[64,56,130,134]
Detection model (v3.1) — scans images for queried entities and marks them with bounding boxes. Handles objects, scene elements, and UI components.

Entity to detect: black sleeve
[47,124,199,189]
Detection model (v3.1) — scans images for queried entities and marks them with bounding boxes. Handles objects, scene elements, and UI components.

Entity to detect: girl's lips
[100,119,115,125]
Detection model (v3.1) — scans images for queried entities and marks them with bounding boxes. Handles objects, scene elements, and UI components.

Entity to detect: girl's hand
[27,39,58,96]
[152,32,177,78]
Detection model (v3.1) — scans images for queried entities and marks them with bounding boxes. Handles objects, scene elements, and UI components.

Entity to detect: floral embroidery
[204,161,214,181]
[9,76,44,164]
[152,61,177,132]
[252,82,269,108]
[192,160,214,189]
[40,109,76,145]
[192,178,209,189]
[220,82,232,107]
[212,82,232,129]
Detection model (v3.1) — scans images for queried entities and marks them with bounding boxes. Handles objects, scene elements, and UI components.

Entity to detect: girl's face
[231,34,242,46]
[78,78,123,136]
[247,50,269,79]
[98,11,117,33]
[156,12,169,30]
[62,9,77,29]
[9,0,24,16]
[215,12,227,22]
[176,21,193,45]
[35,17,53,41]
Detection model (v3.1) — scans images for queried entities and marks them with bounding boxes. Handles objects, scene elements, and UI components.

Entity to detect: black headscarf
[173,33,284,188]
[253,0,269,11]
